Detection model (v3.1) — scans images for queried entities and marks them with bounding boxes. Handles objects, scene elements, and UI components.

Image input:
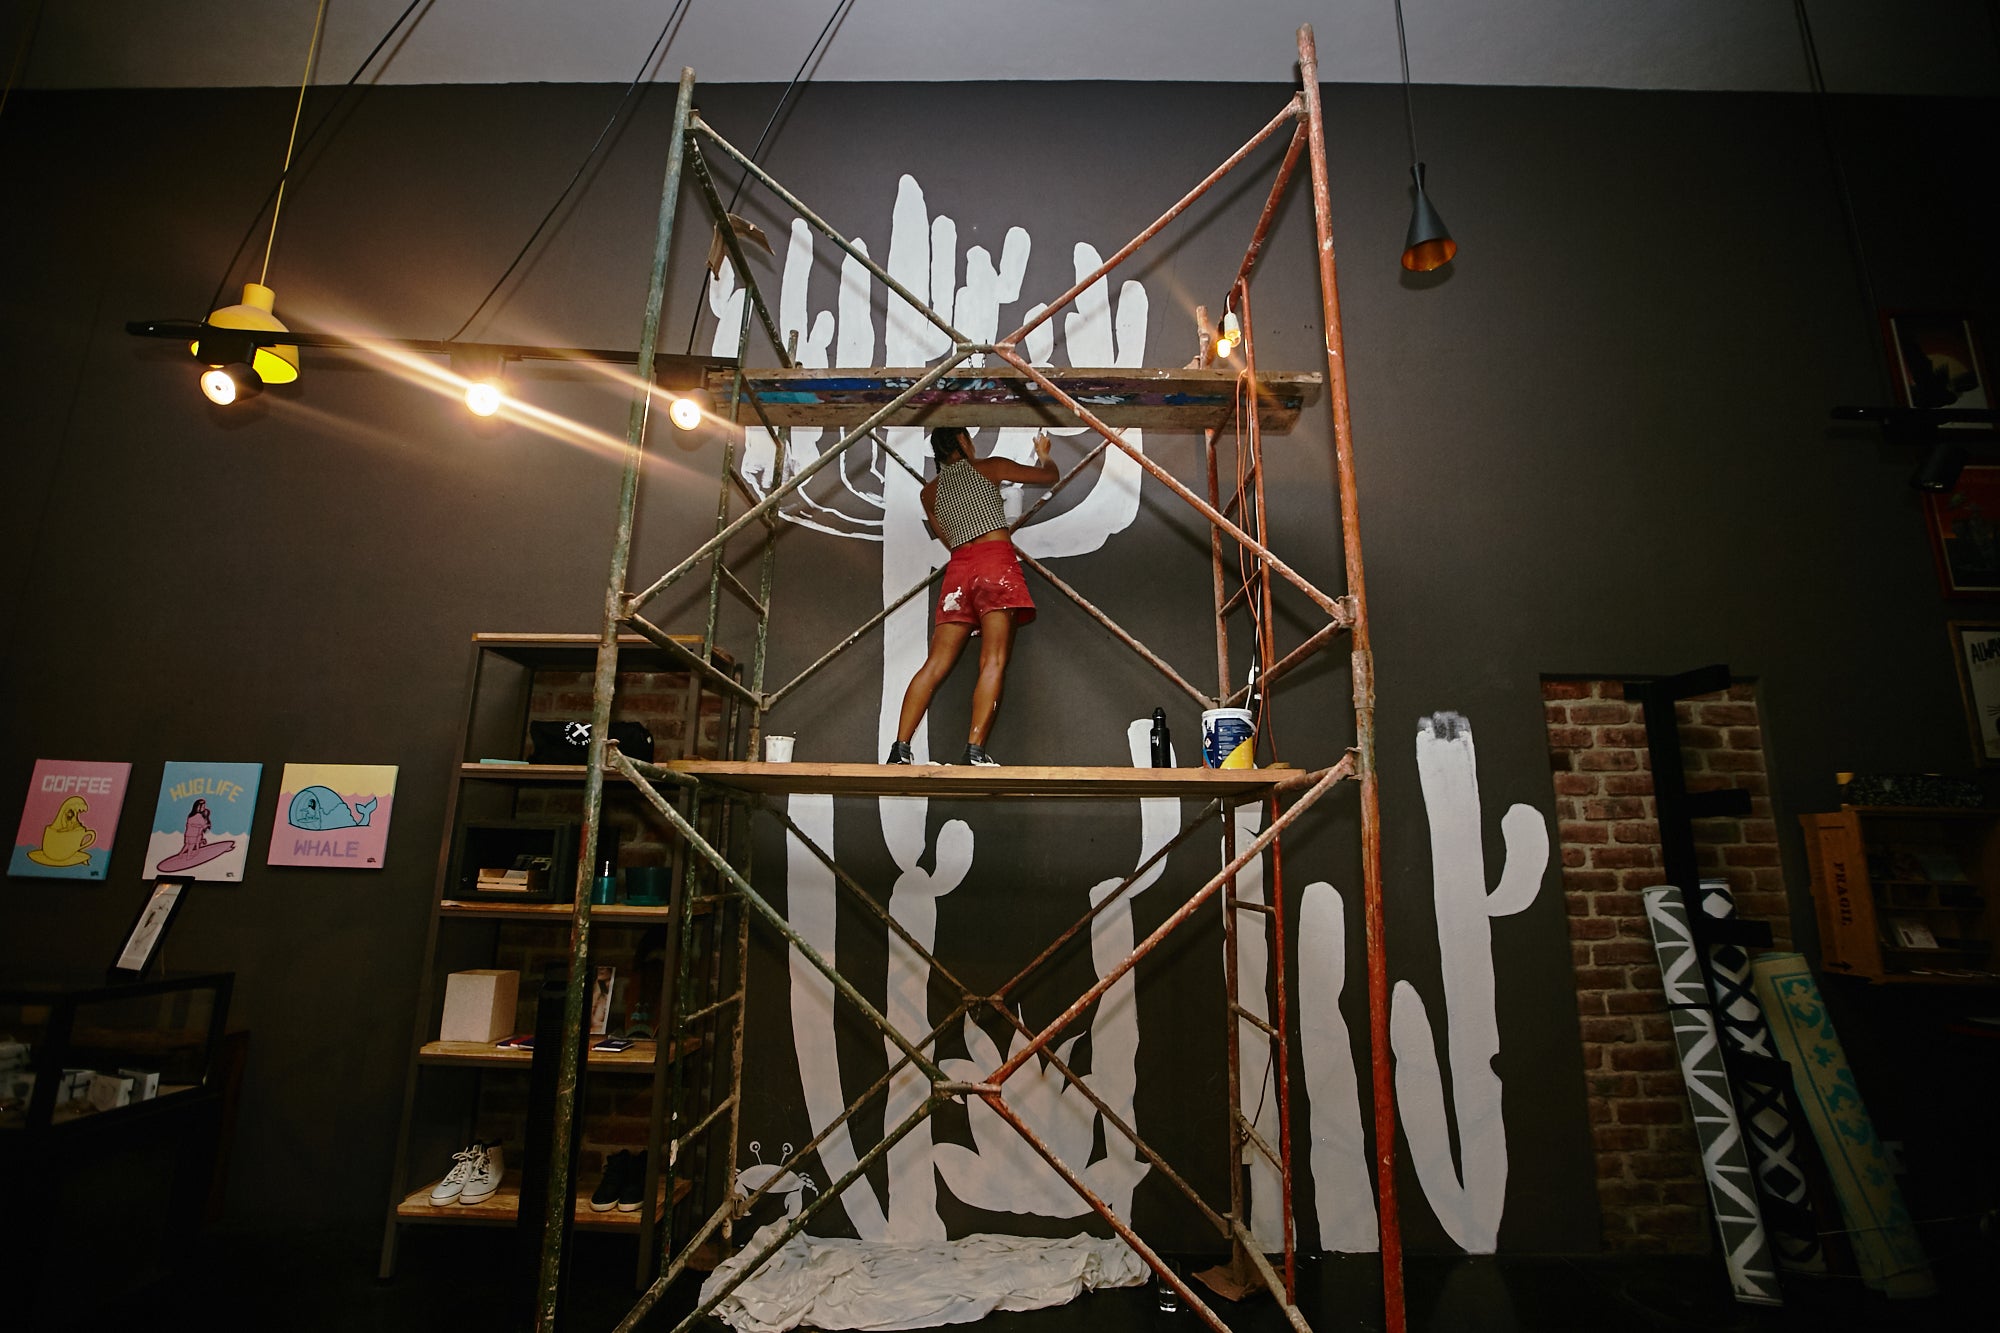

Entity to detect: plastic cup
[764,735,796,763]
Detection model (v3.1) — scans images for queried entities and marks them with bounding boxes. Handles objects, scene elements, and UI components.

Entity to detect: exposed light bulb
[1214,311,1241,359]
[465,381,502,417]
[668,395,703,431]
[200,363,261,406]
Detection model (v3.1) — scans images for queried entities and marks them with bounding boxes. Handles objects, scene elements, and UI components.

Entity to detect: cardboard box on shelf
[440,969,521,1044]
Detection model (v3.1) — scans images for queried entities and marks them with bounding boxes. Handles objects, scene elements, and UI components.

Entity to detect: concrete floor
[126,1221,1995,1333]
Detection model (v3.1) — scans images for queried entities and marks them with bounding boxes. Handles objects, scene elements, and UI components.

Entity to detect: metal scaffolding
[541,23,1402,1333]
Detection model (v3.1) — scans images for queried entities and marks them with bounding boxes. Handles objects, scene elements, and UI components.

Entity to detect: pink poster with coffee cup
[10,759,132,880]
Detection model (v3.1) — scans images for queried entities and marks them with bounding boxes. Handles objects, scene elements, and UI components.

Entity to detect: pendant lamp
[196,1,326,402]
[1394,0,1456,272]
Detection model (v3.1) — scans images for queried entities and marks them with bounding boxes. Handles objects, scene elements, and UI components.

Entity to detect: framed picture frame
[112,881,188,978]
[1923,465,2000,597]
[1883,312,1992,424]
[1948,621,2000,766]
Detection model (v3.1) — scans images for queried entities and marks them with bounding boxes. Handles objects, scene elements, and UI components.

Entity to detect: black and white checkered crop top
[931,459,1009,549]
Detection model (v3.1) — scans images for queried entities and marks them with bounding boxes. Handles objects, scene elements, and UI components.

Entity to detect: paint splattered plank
[667,761,1335,800]
[700,366,1323,431]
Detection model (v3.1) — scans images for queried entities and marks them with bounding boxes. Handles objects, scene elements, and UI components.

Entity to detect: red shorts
[936,540,1036,627]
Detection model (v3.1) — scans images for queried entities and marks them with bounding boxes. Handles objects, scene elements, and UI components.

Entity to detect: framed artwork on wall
[1884,312,1991,423]
[113,881,187,977]
[267,763,397,869]
[143,761,262,881]
[1948,620,2000,766]
[9,760,132,880]
[1923,465,2000,597]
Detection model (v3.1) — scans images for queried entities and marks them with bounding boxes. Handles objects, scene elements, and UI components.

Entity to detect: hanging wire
[1392,0,1420,165]
[258,0,332,288]
[1791,0,1886,395]
[206,0,430,314]
[0,0,46,123]
[446,0,696,341]
[683,0,858,355]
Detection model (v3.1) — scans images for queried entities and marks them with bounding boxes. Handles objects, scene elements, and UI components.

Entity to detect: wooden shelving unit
[1800,805,2000,984]
[417,1037,699,1073]
[396,1175,690,1229]
[380,632,744,1287]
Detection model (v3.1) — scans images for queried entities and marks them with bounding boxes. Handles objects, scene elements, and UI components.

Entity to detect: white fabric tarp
[698,1222,1150,1332]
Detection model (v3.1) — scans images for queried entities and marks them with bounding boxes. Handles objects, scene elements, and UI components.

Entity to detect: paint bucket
[1201,708,1256,769]
[764,735,795,763]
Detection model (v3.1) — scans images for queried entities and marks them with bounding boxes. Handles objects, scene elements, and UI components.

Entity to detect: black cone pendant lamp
[1395,0,1456,272]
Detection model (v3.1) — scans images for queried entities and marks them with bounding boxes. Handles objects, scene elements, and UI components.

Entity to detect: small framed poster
[267,764,397,869]
[1923,465,2000,598]
[1948,620,2000,765]
[144,762,262,881]
[1884,312,1992,423]
[113,882,187,977]
[10,760,132,880]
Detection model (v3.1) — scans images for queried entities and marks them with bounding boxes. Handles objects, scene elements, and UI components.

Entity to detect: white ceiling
[10,0,1999,96]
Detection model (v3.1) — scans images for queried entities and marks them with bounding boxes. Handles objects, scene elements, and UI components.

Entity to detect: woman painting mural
[886,426,1058,767]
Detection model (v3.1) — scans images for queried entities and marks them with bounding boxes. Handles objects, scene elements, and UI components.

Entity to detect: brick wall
[1543,677,1791,1254]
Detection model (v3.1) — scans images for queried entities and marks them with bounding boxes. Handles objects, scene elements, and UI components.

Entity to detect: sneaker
[885,741,914,765]
[459,1142,504,1206]
[618,1150,648,1213]
[962,744,1000,767]
[429,1143,485,1206]
[589,1150,630,1213]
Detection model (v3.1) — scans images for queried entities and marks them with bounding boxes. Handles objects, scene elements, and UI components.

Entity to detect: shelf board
[467,632,736,672]
[439,899,681,923]
[664,760,1338,800]
[397,1174,689,1230]
[702,365,1323,432]
[460,763,591,781]
[418,1037,699,1072]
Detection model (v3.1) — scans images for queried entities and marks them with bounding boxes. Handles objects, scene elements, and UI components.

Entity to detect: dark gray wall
[2,74,1994,1255]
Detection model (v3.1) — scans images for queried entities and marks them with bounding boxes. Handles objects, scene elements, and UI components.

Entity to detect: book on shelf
[1890,918,1940,949]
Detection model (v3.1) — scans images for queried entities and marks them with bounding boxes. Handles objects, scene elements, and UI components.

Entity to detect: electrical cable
[682,0,857,356]
[259,0,331,288]
[0,0,46,124]
[447,0,695,341]
[205,0,429,315]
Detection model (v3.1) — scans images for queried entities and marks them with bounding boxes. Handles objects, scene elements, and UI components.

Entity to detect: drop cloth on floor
[698,1222,1149,1332]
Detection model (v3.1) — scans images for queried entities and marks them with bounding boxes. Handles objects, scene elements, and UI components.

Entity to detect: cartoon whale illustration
[288,786,378,831]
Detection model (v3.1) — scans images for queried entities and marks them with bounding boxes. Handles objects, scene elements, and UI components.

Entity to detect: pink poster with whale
[267,763,397,869]
[9,759,132,880]
[144,761,262,881]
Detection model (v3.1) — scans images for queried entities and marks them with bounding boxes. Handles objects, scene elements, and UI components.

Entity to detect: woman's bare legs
[897,622,974,744]
[968,609,1015,747]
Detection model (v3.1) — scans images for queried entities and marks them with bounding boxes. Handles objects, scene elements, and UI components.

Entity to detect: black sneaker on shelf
[590,1150,631,1213]
[962,744,1000,767]
[618,1150,648,1213]
[885,741,914,765]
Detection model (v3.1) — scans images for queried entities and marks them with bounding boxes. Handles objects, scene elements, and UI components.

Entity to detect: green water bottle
[592,860,617,906]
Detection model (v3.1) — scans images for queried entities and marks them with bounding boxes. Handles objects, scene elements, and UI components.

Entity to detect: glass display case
[0,971,233,1132]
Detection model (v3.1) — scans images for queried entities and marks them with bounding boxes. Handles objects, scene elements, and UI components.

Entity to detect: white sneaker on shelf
[459,1142,504,1205]
[428,1143,485,1206]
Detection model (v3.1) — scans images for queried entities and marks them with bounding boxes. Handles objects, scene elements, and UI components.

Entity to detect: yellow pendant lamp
[195,1,324,403]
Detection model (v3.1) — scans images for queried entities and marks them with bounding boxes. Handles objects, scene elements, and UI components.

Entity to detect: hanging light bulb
[200,363,263,406]
[1214,311,1241,359]
[454,348,505,417]
[465,381,502,417]
[668,388,712,432]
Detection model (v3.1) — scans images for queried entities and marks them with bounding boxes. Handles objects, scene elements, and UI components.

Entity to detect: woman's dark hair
[930,426,970,466]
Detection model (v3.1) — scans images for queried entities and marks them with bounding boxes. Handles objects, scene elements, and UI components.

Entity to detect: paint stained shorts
[936,540,1036,628]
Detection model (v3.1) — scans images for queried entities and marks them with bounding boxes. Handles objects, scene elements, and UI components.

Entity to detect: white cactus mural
[1388,711,1548,1253]
[721,175,1553,1256]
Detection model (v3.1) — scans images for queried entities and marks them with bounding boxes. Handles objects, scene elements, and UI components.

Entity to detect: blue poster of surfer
[143,761,262,881]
